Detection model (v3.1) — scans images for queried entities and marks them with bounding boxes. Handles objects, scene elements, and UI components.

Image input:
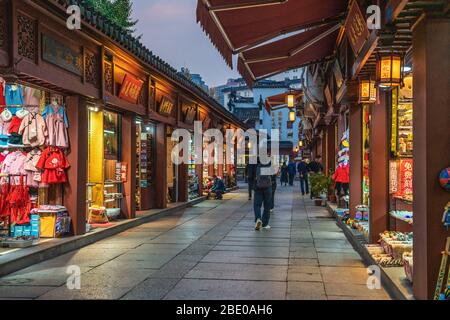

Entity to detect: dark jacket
[288,162,296,175]
[297,161,309,178]
[308,161,323,174]
[245,163,257,181]
[280,165,289,182]
[211,178,226,192]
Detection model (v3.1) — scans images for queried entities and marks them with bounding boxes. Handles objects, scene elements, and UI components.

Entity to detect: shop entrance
[135,121,155,211]
[166,126,178,203]
[87,108,123,224]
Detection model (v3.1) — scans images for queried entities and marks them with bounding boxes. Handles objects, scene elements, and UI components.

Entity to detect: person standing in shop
[297,158,310,196]
[287,160,296,186]
[245,159,257,201]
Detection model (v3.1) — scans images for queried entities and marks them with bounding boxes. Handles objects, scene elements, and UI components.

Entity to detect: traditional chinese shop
[0,0,246,255]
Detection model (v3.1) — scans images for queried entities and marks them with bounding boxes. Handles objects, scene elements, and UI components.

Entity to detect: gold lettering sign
[344,1,370,56]
[159,96,174,116]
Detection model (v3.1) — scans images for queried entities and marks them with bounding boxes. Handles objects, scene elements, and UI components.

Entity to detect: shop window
[188,136,200,200]
[135,122,155,210]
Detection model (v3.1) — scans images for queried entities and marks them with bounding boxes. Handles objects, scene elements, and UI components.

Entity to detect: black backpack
[255,165,272,189]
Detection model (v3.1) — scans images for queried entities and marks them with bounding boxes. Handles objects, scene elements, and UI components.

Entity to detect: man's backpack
[255,165,272,189]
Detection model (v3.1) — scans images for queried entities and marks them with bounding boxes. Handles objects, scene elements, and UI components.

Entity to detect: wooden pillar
[369,93,389,244]
[121,113,136,219]
[327,124,336,174]
[155,122,167,208]
[412,16,450,300]
[197,164,203,196]
[349,104,362,219]
[64,96,87,235]
[178,163,188,202]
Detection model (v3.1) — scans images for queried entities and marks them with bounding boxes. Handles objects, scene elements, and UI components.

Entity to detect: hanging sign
[119,74,143,104]
[182,104,197,125]
[42,35,83,76]
[344,1,370,56]
[398,159,413,197]
[391,88,398,155]
[158,96,175,116]
[115,162,128,183]
[389,160,399,194]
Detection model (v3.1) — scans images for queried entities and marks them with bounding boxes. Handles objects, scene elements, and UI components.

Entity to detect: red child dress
[36,147,70,184]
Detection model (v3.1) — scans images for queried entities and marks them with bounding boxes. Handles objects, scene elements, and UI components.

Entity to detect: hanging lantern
[289,110,296,122]
[358,78,377,103]
[298,140,304,148]
[286,93,295,108]
[376,53,403,89]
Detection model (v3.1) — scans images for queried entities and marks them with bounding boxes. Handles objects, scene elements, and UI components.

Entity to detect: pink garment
[18,112,48,147]
[0,151,27,185]
[42,105,69,148]
[23,87,41,106]
[24,149,42,188]
[0,117,10,135]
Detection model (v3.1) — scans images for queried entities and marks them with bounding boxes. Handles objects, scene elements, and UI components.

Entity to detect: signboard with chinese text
[398,159,413,197]
[389,160,399,194]
[119,74,143,104]
[115,162,128,183]
[42,35,83,76]
[158,96,175,116]
[344,1,370,56]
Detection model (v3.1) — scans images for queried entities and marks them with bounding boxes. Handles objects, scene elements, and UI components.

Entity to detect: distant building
[213,72,303,159]
[180,67,209,93]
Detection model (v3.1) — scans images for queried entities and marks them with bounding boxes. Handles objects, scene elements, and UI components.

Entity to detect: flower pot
[328,195,337,203]
[314,199,323,206]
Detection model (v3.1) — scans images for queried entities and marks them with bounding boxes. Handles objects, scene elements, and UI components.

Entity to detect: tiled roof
[233,108,260,122]
[52,0,244,126]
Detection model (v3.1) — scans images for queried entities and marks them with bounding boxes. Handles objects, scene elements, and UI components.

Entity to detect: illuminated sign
[119,74,143,104]
[158,96,175,116]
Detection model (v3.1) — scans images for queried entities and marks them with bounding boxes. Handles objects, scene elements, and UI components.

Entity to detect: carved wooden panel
[85,50,99,87]
[104,62,113,93]
[18,13,36,61]
[138,82,147,106]
[0,0,7,50]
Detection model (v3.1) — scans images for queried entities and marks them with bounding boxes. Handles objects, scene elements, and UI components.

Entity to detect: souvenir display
[443,203,450,230]
[390,210,413,225]
[439,167,450,191]
[0,83,71,241]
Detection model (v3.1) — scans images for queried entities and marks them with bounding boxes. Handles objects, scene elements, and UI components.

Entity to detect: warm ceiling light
[376,53,403,89]
[289,110,296,122]
[286,94,295,108]
[299,140,304,148]
[358,78,377,103]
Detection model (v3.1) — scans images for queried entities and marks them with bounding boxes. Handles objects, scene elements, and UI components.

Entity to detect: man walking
[297,158,309,196]
[308,157,324,174]
[245,160,257,201]
[254,161,273,230]
[287,160,296,186]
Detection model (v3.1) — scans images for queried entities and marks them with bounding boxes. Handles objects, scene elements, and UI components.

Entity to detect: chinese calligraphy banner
[119,74,144,104]
[344,1,370,56]
[398,159,413,197]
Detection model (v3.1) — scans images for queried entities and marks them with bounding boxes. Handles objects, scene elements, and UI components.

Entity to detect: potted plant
[310,172,329,206]
[327,170,337,203]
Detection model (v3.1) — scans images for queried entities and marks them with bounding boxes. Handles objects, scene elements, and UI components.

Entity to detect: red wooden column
[327,124,336,174]
[64,96,87,235]
[349,104,362,219]
[121,113,136,218]
[155,122,167,208]
[369,93,389,244]
[412,16,450,300]
[178,163,188,202]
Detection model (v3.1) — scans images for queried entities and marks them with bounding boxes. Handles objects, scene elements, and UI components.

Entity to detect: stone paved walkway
[0,184,390,300]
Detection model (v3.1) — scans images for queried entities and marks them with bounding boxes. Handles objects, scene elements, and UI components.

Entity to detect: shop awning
[197,0,348,68]
[264,90,303,113]
[238,24,341,85]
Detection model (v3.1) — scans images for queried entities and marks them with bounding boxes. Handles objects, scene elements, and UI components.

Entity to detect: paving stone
[121,278,180,300]
[0,286,54,299]
[185,263,288,281]
[164,279,286,300]
[318,253,365,267]
[324,283,390,299]
[320,267,370,285]
[286,282,326,300]
[37,285,132,300]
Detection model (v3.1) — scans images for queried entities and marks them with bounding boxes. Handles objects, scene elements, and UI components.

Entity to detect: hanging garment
[18,112,48,147]
[8,116,23,134]
[0,116,11,147]
[36,147,70,184]
[332,164,350,184]
[42,104,69,148]
[7,177,31,225]
[23,87,41,107]
[5,85,24,115]
[0,151,27,185]
[0,78,6,112]
[24,149,42,188]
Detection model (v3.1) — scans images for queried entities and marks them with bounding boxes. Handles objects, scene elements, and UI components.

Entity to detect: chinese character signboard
[398,159,413,197]
[119,74,143,104]
[158,96,175,116]
[389,160,399,194]
[344,1,370,56]
[42,35,83,76]
[115,162,128,183]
